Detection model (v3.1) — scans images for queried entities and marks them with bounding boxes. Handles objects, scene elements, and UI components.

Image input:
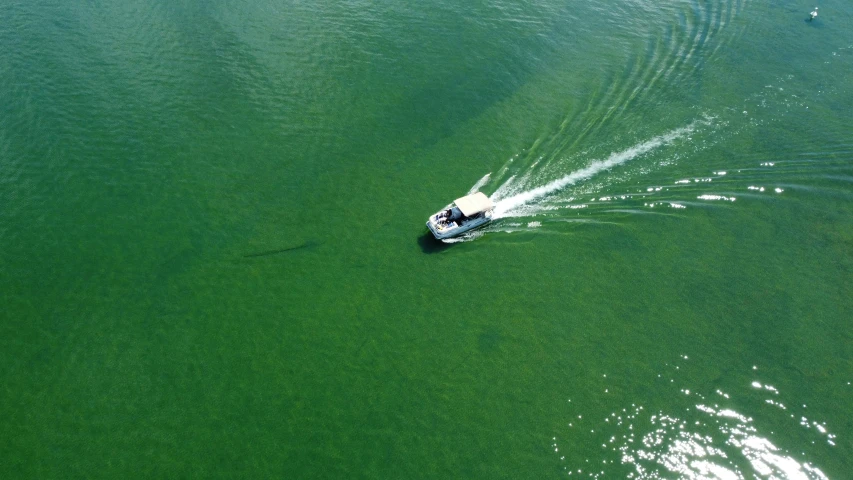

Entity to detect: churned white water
[489,120,708,219]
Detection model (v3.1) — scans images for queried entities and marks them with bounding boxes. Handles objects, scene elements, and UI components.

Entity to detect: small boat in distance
[426,192,495,241]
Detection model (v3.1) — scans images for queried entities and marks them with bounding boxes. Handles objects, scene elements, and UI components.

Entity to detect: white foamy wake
[467,172,491,195]
[491,121,706,219]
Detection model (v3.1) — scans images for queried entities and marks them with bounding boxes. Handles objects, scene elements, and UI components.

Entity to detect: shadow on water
[417,233,452,254]
[243,240,324,258]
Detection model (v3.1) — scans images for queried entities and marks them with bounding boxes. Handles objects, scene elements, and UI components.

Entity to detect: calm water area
[2,0,852,478]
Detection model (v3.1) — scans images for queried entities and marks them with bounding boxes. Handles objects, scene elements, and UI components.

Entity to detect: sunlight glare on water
[557,358,836,479]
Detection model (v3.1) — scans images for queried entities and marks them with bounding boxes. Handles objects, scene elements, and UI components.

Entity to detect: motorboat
[426,192,494,241]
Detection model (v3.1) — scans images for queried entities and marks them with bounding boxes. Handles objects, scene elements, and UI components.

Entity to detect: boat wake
[439,0,845,243]
[489,120,710,219]
[438,118,724,243]
[438,116,721,245]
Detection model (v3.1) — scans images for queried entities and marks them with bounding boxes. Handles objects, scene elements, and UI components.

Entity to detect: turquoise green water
[2,0,852,477]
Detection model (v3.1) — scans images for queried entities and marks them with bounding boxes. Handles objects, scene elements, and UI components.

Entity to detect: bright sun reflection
[557,360,835,479]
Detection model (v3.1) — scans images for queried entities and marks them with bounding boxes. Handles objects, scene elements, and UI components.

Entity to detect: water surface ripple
[1,0,851,478]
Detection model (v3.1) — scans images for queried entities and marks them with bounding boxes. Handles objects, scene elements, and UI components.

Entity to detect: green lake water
[2,0,852,478]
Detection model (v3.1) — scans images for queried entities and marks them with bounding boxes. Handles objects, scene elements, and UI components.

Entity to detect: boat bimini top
[454,192,494,216]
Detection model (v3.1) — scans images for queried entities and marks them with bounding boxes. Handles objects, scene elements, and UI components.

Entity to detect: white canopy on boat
[454,192,495,216]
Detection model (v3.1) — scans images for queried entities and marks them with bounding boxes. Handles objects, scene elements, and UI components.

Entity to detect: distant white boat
[426,192,494,241]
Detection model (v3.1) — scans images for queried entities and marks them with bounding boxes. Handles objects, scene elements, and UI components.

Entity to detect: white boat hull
[426,210,493,241]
